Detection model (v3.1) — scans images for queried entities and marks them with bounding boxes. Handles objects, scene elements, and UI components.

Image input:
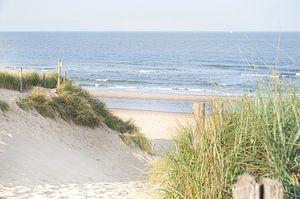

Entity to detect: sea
[0,32,299,112]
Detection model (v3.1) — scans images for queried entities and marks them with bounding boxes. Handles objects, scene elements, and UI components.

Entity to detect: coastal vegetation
[0,69,151,153]
[0,70,57,91]
[0,100,9,112]
[16,80,151,153]
[151,80,300,198]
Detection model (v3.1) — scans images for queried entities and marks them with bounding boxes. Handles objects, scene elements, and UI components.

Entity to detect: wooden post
[57,58,62,87]
[232,174,284,199]
[261,178,283,199]
[19,67,23,92]
[232,174,260,199]
[192,102,206,147]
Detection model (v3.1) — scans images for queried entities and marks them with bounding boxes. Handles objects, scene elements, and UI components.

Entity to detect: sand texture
[0,89,153,198]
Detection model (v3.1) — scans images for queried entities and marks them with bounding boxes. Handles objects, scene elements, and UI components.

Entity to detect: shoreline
[110,107,193,115]
[89,89,241,102]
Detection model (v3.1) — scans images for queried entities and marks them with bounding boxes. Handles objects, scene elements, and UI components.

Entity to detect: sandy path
[0,181,152,199]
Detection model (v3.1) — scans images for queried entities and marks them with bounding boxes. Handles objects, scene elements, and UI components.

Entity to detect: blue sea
[0,32,299,112]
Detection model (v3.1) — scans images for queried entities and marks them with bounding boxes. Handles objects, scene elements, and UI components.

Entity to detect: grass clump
[151,80,300,198]
[0,70,57,91]
[0,100,9,112]
[120,128,153,154]
[17,81,152,153]
[17,89,56,118]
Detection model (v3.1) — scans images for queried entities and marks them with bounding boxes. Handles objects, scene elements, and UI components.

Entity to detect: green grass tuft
[151,80,300,198]
[120,129,153,154]
[17,89,56,118]
[0,100,9,112]
[0,70,57,91]
[17,81,152,153]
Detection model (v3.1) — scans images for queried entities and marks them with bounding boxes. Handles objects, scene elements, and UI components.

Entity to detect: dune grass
[120,129,152,154]
[0,100,9,112]
[151,80,300,198]
[17,81,152,153]
[0,70,57,91]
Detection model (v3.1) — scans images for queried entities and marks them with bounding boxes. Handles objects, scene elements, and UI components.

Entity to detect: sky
[0,0,299,31]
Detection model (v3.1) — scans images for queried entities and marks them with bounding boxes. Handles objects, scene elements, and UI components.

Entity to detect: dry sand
[90,89,240,102]
[0,89,153,198]
[111,109,195,155]
[0,88,196,198]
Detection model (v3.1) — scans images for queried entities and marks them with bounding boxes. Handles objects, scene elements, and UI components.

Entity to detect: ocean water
[102,98,194,113]
[0,32,299,97]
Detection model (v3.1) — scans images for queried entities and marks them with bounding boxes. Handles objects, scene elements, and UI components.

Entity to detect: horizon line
[0,30,300,33]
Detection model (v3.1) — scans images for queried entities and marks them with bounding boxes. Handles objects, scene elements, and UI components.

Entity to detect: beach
[0,87,195,198]
[91,89,199,154]
[111,108,195,154]
[90,89,240,102]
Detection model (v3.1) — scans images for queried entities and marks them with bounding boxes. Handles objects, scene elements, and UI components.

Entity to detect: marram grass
[0,70,57,91]
[151,80,300,198]
[0,100,9,112]
[17,81,152,154]
[120,129,153,154]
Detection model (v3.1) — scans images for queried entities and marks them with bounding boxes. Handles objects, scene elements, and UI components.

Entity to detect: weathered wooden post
[232,174,284,199]
[192,102,206,147]
[19,67,23,92]
[57,58,62,87]
[261,178,283,199]
[232,174,260,199]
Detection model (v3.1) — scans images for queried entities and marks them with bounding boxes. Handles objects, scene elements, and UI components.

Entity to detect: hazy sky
[0,0,299,31]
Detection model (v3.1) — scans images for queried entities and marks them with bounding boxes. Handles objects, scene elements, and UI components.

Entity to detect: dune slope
[0,89,152,198]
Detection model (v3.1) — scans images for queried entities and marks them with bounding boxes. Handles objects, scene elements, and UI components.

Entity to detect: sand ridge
[0,88,153,198]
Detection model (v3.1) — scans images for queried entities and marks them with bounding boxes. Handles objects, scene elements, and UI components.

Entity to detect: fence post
[19,67,23,92]
[232,174,284,199]
[57,58,62,87]
[192,102,205,147]
[261,178,283,199]
[232,174,260,199]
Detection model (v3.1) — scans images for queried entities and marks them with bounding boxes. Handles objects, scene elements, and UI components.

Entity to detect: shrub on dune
[0,100,9,112]
[151,80,300,198]
[17,81,152,153]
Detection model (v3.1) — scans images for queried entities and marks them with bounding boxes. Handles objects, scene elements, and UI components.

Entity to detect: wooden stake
[19,67,23,92]
[57,58,62,87]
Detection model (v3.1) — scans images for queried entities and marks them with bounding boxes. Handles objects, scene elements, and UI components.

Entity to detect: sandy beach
[0,88,195,198]
[0,88,154,198]
[111,108,195,154]
[90,89,240,102]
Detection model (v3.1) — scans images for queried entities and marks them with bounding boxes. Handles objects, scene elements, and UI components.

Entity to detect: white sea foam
[241,73,279,78]
[114,85,138,89]
[96,79,108,82]
[139,70,153,73]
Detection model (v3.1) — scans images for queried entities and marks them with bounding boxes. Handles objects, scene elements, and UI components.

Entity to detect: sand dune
[0,89,152,198]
